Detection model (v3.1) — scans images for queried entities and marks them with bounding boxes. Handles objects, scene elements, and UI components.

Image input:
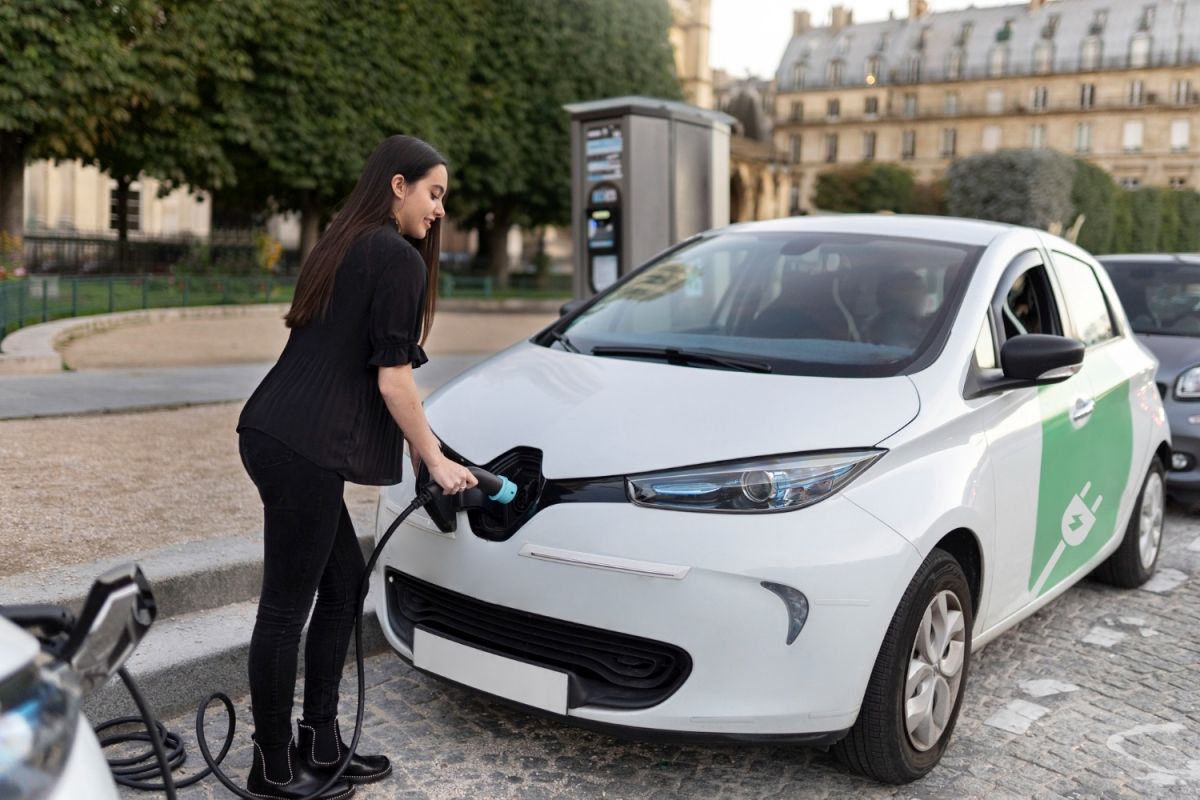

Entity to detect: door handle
[1070,397,1095,425]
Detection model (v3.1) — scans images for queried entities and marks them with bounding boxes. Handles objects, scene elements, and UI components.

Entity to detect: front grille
[386,570,692,710]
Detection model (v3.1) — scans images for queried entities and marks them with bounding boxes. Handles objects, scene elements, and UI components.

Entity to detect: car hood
[1139,333,1200,380]
[0,617,39,680]
[425,341,920,477]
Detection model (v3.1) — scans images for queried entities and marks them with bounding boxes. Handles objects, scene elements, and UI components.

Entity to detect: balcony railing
[782,50,1200,92]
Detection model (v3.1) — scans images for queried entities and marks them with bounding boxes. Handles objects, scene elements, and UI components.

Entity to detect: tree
[450,0,682,285]
[83,0,262,267]
[945,149,1075,230]
[1069,159,1119,254]
[0,0,152,238]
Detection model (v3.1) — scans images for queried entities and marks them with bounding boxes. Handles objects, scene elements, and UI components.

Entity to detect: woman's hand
[425,458,478,496]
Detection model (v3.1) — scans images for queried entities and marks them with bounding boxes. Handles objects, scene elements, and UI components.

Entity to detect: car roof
[717,214,1013,248]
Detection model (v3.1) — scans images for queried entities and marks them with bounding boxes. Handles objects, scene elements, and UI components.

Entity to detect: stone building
[774,0,1200,212]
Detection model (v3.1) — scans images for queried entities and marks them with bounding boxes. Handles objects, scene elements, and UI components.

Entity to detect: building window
[863,131,877,160]
[1139,5,1156,31]
[901,130,916,160]
[903,93,917,117]
[906,55,923,82]
[826,99,840,119]
[1123,120,1144,152]
[944,91,959,115]
[1075,122,1093,153]
[983,125,1002,152]
[986,89,1004,114]
[828,60,843,86]
[1031,86,1048,110]
[1033,41,1054,73]
[866,55,881,83]
[109,184,141,232]
[1029,125,1047,149]
[790,134,802,163]
[824,133,839,163]
[947,49,964,80]
[1129,80,1145,106]
[1081,37,1102,71]
[792,63,806,89]
[864,96,879,116]
[1172,80,1192,105]
[1169,176,1189,190]
[1080,83,1095,109]
[790,101,804,121]
[988,46,1008,78]
[1118,176,1141,189]
[789,184,802,215]
[941,128,957,158]
[1129,34,1151,68]
[1171,119,1190,152]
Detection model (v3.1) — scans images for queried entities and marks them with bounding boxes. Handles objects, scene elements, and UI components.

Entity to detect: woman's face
[393,164,448,239]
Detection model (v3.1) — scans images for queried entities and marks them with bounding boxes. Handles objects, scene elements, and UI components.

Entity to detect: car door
[976,251,1100,627]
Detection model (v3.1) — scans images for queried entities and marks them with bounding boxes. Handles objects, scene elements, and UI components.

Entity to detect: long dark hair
[285,135,445,343]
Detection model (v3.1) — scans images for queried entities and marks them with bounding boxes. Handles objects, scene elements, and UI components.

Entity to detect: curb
[0,304,289,375]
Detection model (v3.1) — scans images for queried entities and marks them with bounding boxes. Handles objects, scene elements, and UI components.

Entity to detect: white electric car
[375,215,1169,783]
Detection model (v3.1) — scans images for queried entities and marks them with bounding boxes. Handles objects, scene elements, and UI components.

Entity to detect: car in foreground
[375,215,1169,783]
[1099,254,1200,504]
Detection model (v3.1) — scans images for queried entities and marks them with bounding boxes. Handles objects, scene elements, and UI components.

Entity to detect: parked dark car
[1101,254,1200,503]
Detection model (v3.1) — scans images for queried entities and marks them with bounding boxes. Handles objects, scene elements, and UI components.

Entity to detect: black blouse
[237,225,428,484]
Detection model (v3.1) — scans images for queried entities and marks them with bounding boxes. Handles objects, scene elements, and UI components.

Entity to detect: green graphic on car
[1029,372,1133,596]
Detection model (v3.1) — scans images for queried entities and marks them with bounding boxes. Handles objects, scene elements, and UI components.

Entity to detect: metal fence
[0,275,297,334]
[22,232,302,275]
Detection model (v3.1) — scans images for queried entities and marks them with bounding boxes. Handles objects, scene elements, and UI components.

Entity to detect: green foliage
[1111,190,1134,253]
[945,149,1075,230]
[911,179,947,215]
[1069,159,1119,254]
[1126,188,1165,252]
[816,162,915,213]
[1174,191,1200,252]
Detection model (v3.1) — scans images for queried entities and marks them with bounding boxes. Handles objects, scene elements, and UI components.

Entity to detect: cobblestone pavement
[117,508,1200,800]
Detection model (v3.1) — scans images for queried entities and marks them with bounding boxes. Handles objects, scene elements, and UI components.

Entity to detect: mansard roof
[776,0,1200,90]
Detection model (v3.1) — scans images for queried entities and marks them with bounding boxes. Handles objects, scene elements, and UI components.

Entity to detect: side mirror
[559,298,587,318]
[59,563,156,696]
[1000,334,1084,383]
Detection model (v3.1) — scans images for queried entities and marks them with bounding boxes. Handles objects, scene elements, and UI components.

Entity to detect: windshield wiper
[590,345,772,373]
[546,329,581,353]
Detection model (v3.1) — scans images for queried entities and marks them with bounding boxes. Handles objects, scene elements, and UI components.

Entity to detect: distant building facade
[670,0,715,109]
[774,0,1200,212]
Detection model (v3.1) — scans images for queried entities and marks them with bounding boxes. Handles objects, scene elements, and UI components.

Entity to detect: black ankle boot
[246,736,355,799]
[297,718,392,785]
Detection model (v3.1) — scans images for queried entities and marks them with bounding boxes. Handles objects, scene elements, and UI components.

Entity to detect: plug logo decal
[1032,482,1103,596]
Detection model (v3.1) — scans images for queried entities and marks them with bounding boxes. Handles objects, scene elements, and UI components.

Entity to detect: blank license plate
[413,627,569,715]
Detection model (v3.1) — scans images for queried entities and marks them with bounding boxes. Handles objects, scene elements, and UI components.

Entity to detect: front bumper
[1165,401,1200,502]
[374,473,921,738]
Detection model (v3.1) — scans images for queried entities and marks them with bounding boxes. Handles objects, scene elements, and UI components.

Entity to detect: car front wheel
[833,548,973,783]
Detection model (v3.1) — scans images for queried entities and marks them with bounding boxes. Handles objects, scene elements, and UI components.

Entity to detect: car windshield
[554,231,982,377]
[1105,260,1200,337]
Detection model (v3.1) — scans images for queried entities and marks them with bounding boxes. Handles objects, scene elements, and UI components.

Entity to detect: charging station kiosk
[565,96,733,300]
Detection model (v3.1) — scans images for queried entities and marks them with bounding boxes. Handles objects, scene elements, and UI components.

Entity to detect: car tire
[1093,457,1166,589]
[833,548,973,784]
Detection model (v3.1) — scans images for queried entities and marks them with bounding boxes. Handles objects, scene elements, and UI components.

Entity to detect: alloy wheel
[905,589,966,752]
[1138,471,1165,571]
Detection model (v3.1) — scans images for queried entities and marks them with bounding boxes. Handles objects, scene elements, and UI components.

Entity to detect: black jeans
[239,429,365,748]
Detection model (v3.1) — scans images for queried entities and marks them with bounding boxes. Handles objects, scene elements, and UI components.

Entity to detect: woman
[237,135,477,799]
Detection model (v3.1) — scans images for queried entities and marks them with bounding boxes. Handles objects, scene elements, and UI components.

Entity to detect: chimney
[909,0,929,19]
[1029,0,1047,9]
[830,5,853,31]
[793,10,811,35]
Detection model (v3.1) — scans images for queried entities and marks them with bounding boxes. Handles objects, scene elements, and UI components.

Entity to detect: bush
[1070,159,1119,254]
[911,179,948,215]
[1175,191,1200,252]
[1126,188,1166,253]
[945,149,1075,230]
[814,162,915,213]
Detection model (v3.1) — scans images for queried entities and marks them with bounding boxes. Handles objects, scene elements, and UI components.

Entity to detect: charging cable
[99,466,515,800]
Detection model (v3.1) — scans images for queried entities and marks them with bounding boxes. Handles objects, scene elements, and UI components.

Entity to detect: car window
[558,232,983,378]
[997,264,1061,342]
[1051,252,1117,346]
[1105,259,1200,336]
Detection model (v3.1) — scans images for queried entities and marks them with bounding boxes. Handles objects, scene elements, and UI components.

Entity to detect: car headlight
[1176,366,1200,400]
[0,664,80,800]
[626,450,885,513]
